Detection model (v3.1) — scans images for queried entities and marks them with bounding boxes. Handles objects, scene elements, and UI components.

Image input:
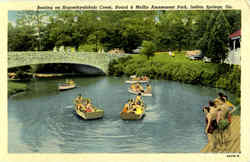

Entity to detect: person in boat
[85,99,96,112]
[142,76,148,81]
[135,83,144,93]
[135,93,143,105]
[130,83,137,91]
[122,99,133,113]
[145,84,152,94]
[75,94,85,111]
[69,79,74,85]
[134,104,143,115]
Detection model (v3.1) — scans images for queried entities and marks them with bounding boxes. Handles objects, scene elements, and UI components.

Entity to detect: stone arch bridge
[8,52,127,74]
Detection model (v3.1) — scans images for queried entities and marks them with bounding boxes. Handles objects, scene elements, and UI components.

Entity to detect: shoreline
[201,115,240,153]
[8,81,28,97]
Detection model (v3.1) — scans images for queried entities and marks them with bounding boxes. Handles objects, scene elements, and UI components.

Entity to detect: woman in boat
[85,99,95,112]
[145,84,152,94]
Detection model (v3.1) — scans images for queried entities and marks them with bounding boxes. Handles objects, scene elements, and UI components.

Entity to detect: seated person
[85,99,95,112]
[142,76,148,81]
[145,84,152,93]
[134,105,143,115]
[135,94,143,105]
[122,99,132,113]
[69,80,74,85]
[130,84,136,91]
[135,83,144,92]
[75,94,83,104]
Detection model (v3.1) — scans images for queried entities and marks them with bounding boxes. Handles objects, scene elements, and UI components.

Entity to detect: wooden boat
[125,80,149,84]
[58,84,76,91]
[120,105,145,120]
[128,89,152,96]
[75,105,104,120]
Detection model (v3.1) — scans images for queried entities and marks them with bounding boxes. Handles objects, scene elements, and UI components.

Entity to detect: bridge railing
[8,51,129,68]
[8,51,129,58]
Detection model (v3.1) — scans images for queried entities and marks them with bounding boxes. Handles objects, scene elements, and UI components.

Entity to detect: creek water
[8,76,237,153]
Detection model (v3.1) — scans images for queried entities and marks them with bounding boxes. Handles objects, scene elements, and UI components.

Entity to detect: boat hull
[120,110,145,120]
[125,80,149,84]
[58,84,76,91]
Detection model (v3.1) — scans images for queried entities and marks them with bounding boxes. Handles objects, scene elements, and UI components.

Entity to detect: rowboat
[58,84,76,91]
[125,80,149,84]
[120,105,145,120]
[75,105,104,120]
[128,89,152,96]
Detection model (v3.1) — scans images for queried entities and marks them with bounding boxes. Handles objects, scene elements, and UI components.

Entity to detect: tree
[140,40,156,60]
[199,11,231,63]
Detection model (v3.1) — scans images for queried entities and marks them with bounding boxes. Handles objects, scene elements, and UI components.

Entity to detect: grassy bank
[8,81,28,97]
[109,52,241,102]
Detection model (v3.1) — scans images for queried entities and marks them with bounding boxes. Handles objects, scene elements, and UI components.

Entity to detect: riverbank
[8,81,28,97]
[201,115,240,153]
[109,52,241,99]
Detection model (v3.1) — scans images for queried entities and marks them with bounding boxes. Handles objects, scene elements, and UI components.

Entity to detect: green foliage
[8,10,240,61]
[140,41,156,60]
[109,52,241,96]
[198,11,231,63]
[78,44,97,52]
[8,82,27,96]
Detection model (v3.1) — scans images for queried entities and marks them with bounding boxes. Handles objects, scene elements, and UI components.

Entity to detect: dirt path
[201,115,240,153]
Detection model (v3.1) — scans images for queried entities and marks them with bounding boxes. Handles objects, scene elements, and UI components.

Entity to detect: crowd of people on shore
[203,92,236,148]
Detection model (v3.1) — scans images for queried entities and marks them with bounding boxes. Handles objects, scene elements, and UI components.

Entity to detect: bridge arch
[8,52,126,74]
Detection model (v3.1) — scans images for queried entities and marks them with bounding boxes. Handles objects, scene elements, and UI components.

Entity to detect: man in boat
[145,84,152,94]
